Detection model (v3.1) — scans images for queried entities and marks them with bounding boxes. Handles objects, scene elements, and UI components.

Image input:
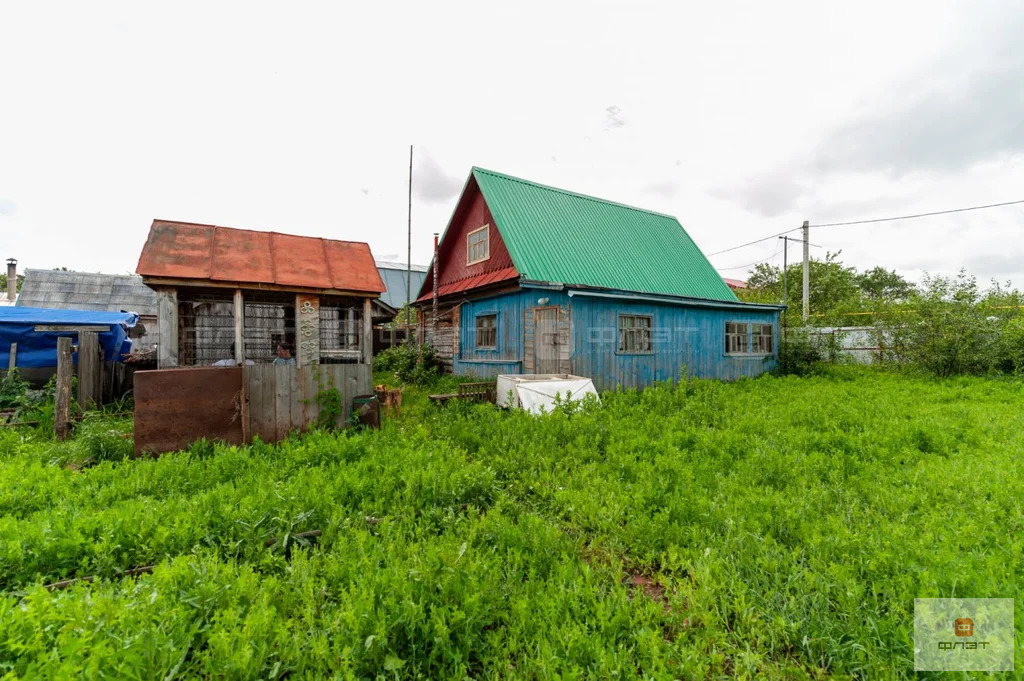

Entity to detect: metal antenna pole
[406,145,413,342]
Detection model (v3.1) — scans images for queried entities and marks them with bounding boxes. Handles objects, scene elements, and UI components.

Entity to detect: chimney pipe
[432,234,439,337]
[5,259,15,301]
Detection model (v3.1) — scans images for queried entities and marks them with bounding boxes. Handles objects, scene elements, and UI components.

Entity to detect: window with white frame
[467,225,490,264]
[476,313,497,349]
[618,314,652,353]
[753,323,773,354]
[725,322,748,354]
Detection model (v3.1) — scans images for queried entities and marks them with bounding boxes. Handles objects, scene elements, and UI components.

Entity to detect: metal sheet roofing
[17,269,158,315]
[471,168,738,303]
[136,220,385,294]
[416,266,519,302]
[376,262,429,309]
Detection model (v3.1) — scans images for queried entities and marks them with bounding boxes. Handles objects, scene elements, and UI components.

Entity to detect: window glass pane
[476,314,496,348]
[618,315,652,352]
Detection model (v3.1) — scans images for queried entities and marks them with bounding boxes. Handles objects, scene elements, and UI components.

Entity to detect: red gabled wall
[418,177,518,300]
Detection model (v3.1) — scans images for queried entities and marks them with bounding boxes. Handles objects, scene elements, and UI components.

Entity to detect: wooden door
[534,307,559,374]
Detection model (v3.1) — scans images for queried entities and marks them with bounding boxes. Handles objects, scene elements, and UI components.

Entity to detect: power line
[811,198,1024,228]
[717,240,783,272]
[706,228,799,257]
[707,197,1024,257]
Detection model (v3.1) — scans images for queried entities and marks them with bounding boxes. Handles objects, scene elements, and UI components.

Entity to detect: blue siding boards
[451,288,781,390]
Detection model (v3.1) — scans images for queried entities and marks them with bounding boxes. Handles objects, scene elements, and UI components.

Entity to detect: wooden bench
[428,381,496,405]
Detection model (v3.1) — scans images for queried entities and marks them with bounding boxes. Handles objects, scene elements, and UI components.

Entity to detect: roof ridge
[471,166,679,221]
[154,219,373,247]
[24,268,143,278]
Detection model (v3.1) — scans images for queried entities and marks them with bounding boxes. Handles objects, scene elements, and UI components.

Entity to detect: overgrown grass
[0,368,1021,678]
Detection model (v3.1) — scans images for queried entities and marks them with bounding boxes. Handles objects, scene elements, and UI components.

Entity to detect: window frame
[752,323,774,355]
[725,321,776,357]
[617,313,653,354]
[466,224,490,265]
[724,321,750,356]
[475,312,498,350]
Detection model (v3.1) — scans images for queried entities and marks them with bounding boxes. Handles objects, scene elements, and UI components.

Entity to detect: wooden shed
[415,168,784,390]
[136,220,385,369]
[133,220,386,452]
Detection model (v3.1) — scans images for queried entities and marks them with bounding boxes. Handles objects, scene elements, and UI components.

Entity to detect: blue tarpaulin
[0,307,138,368]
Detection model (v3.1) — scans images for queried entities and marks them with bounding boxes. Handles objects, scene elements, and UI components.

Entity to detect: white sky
[2,0,1023,289]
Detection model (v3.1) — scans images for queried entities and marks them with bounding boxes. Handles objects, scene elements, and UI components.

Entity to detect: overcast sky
[2,0,1023,290]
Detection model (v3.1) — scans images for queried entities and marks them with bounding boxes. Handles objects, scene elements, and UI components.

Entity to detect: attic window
[467,225,490,265]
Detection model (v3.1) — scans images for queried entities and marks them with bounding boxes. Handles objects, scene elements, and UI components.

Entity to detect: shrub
[373,343,443,384]
[884,271,1000,376]
[778,327,834,376]
[0,367,29,409]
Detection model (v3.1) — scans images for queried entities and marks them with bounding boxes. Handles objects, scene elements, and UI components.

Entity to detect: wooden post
[78,331,100,412]
[7,342,15,370]
[295,293,320,367]
[363,298,373,364]
[55,337,73,440]
[233,289,245,364]
[156,288,179,368]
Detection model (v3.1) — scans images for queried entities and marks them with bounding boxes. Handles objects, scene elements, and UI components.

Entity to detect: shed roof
[376,262,428,309]
[18,269,158,315]
[464,168,738,303]
[136,220,385,294]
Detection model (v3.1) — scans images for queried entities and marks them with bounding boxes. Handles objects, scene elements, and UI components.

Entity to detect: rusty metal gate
[134,367,244,456]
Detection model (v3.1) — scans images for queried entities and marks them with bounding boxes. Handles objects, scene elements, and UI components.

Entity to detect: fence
[134,363,372,455]
[808,326,887,364]
[244,363,370,443]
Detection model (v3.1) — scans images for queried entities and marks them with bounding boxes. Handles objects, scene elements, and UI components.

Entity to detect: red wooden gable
[416,177,519,301]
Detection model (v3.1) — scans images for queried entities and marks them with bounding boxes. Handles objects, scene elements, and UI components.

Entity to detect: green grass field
[1,369,1021,679]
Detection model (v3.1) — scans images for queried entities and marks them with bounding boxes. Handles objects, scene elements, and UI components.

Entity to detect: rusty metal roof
[136,220,385,294]
[415,266,519,303]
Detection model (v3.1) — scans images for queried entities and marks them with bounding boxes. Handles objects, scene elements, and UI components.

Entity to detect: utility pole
[405,145,413,342]
[778,236,790,308]
[802,220,810,321]
[779,235,792,368]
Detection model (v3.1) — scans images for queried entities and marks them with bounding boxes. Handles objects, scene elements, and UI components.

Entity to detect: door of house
[534,307,559,374]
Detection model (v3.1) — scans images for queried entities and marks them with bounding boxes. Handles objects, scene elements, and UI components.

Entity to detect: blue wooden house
[415,168,783,390]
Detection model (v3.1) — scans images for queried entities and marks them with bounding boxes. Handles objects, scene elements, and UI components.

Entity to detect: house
[135,219,385,369]
[17,269,159,352]
[376,260,428,313]
[722,277,748,291]
[414,168,784,390]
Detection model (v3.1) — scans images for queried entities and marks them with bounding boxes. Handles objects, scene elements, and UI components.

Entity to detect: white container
[496,374,600,413]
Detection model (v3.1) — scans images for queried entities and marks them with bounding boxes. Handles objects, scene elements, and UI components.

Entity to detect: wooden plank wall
[568,295,780,390]
[244,363,371,443]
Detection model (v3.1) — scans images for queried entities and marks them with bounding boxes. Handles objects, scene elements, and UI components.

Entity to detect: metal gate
[134,367,244,456]
[534,307,559,374]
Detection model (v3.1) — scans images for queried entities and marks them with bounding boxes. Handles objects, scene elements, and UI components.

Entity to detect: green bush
[0,367,29,409]
[373,343,443,384]
[996,316,1024,374]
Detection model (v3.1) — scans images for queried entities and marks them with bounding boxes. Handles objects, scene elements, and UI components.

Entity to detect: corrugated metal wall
[448,288,779,388]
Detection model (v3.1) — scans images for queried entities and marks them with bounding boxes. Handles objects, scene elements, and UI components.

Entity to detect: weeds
[0,369,1021,677]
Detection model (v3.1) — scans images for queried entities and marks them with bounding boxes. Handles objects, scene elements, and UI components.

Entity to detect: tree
[0,272,23,294]
[741,251,863,322]
[856,267,914,302]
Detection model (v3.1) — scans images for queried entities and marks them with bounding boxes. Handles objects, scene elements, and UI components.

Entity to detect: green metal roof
[472,167,739,303]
